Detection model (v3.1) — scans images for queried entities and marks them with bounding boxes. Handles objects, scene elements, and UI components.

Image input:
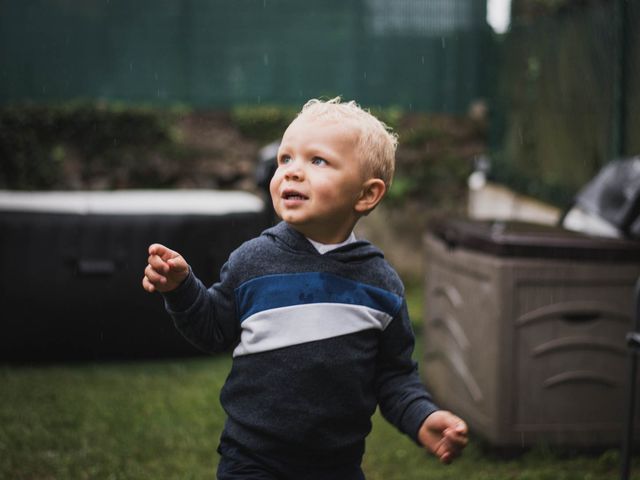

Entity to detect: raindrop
[363,71,367,80]
[421,56,425,64]
[263,54,269,66]
[441,37,446,48]
[129,62,133,72]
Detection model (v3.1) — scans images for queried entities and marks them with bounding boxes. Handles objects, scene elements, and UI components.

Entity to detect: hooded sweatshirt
[162,221,438,466]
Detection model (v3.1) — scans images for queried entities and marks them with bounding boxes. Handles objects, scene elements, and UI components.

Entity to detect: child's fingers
[144,264,168,286]
[142,275,156,293]
[439,452,453,464]
[443,434,467,462]
[149,243,179,262]
[430,425,467,464]
[148,244,188,275]
[144,244,188,293]
[148,243,166,256]
[166,256,189,274]
[445,424,468,444]
[148,253,171,274]
[431,438,454,464]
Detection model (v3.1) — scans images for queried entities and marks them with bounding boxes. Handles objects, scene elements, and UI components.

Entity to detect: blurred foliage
[229,103,485,205]
[230,103,405,144]
[368,106,404,134]
[512,0,611,19]
[0,102,186,190]
[494,0,639,208]
[489,152,577,207]
[0,102,486,209]
[230,105,297,144]
[391,112,487,205]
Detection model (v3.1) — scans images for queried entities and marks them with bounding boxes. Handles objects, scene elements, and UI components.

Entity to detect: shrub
[0,102,183,190]
[230,105,297,144]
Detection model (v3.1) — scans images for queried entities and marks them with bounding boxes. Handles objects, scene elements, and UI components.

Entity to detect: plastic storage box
[423,218,640,447]
[0,190,269,361]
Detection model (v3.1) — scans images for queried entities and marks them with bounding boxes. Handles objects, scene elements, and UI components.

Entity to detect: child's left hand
[418,410,468,464]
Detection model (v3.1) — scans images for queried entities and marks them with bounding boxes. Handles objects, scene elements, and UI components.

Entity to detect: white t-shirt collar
[306,232,357,254]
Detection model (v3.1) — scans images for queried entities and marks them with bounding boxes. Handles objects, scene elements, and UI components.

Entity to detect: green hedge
[0,102,486,208]
[230,105,298,144]
[0,102,182,190]
[229,104,404,144]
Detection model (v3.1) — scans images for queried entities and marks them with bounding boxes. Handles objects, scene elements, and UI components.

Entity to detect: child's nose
[283,160,304,181]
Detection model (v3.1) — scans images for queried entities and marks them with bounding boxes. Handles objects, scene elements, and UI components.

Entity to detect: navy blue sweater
[163,222,438,465]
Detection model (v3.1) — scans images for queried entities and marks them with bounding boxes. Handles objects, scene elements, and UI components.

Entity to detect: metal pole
[612,0,628,159]
[621,277,640,480]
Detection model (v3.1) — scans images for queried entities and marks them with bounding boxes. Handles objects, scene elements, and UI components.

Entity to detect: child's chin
[280,213,307,225]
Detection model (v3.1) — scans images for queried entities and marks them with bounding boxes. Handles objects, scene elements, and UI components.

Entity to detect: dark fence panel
[492,0,639,207]
[0,0,491,112]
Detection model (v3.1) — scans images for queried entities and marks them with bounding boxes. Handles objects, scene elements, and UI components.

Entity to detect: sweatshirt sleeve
[161,260,240,354]
[374,299,439,444]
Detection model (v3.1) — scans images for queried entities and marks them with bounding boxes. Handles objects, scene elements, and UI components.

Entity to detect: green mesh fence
[491,0,639,207]
[0,0,491,113]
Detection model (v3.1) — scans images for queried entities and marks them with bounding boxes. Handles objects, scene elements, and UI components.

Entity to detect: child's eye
[311,157,327,166]
[279,155,292,165]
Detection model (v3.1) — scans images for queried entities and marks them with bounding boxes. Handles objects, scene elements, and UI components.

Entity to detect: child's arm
[142,242,240,353]
[417,410,468,464]
[142,243,190,293]
[375,299,468,464]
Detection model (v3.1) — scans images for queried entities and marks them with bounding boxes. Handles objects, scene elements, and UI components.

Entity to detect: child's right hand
[142,243,190,293]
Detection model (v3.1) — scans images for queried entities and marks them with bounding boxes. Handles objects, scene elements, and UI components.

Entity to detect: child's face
[270,115,367,244]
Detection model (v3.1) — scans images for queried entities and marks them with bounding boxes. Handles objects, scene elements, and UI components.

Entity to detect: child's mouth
[282,190,308,201]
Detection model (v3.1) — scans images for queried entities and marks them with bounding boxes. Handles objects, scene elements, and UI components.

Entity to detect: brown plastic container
[423,218,640,447]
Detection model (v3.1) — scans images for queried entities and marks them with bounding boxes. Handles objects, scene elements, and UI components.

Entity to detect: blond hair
[296,97,398,189]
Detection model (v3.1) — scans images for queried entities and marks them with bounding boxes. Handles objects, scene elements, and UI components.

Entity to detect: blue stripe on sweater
[235,272,402,323]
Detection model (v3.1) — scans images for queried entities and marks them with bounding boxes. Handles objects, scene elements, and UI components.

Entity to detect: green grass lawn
[1,352,638,480]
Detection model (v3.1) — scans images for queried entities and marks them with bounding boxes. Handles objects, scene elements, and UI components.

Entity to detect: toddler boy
[143,98,467,479]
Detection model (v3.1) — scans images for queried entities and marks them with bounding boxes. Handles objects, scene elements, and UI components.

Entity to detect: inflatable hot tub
[0,190,269,361]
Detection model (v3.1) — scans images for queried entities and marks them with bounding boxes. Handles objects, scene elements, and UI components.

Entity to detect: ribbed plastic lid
[429,218,640,262]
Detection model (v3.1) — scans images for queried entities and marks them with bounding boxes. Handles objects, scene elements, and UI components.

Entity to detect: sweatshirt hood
[262,221,384,263]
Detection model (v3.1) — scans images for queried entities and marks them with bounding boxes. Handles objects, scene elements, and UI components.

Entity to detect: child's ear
[355,178,386,215]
